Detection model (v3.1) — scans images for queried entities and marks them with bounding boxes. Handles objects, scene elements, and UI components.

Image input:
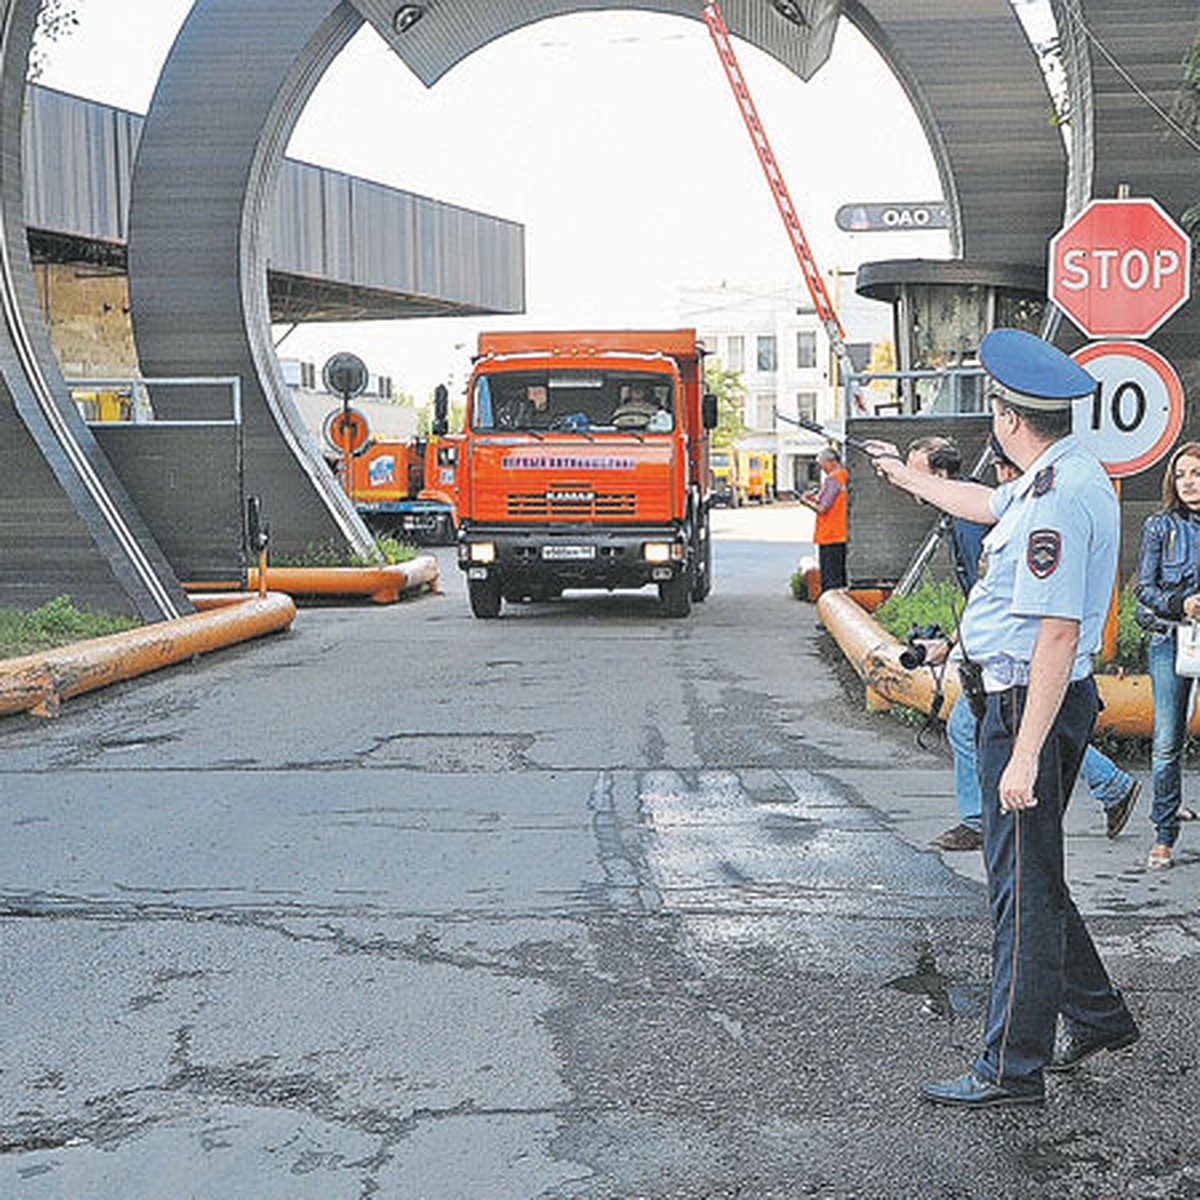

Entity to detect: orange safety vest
[813,465,848,545]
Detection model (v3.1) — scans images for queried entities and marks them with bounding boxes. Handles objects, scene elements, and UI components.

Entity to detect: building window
[757,335,777,372]
[796,390,817,422]
[796,330,816,369]
[753,393,775,429]
[727,335,744,373]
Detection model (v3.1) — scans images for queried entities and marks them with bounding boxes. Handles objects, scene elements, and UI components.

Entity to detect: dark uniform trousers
[974,677,1135,1090]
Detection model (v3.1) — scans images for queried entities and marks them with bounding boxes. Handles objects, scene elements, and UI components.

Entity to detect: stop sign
[1048,198,1191,338]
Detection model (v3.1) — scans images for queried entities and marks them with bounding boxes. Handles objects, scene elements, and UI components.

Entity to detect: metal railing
[844,366,988,419]
[67,375,242,426]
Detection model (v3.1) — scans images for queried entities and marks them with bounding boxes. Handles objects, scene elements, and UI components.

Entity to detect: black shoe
[1046,1024,1140,1073]
[934,823,984,851]
[1105,779,1140,839]
[921,1071,1044,1108]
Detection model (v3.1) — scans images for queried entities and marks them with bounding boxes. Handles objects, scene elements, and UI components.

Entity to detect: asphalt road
[1,503,1197,1199]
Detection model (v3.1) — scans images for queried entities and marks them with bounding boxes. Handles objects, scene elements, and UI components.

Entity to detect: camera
[899,622,946,669]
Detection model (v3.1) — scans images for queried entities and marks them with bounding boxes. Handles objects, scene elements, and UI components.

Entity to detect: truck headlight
[643,542,672,564]
[468,541,496,564]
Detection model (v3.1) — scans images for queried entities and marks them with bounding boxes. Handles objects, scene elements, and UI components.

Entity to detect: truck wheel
[659,569,693,618]
[468,575,502,619]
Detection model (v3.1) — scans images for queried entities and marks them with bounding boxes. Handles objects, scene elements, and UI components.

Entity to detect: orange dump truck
[344,436,458,544]
[452,329,717,618]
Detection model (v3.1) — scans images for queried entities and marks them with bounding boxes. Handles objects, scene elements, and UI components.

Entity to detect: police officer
[870,328,1139,1108]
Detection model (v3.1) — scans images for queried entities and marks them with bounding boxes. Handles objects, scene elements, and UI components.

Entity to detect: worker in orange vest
[800,446,848,591]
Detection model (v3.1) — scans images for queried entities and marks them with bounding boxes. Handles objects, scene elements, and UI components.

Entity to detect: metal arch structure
[0,0,189,620]
[126,0,376,561]
[1048,0,1200,553]
[124,0,1061,563]
[5,0,1198,610]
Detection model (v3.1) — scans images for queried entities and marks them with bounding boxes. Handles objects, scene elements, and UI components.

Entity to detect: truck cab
[454,330,716,617]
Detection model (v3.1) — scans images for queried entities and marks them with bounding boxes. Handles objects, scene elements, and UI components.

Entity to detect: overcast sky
[33,2,977,399]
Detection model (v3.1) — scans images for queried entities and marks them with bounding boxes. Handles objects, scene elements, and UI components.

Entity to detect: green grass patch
[0,595,139,660]
[272,536,419,568]
[872,579,1148,675]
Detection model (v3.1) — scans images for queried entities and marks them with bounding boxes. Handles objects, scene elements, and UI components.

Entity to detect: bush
[0,595,138,660]
[273,536,419,568]
[873,579,1148,674]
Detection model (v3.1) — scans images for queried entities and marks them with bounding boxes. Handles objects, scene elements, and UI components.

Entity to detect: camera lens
[899,644,927,670]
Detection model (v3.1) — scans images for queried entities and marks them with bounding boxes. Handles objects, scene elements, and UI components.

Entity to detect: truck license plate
[541,545,595,561]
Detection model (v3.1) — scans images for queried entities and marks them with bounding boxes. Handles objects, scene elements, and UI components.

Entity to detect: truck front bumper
[457,524,688,588]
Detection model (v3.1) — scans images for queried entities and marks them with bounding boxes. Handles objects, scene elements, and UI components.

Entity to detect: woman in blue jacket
[1134,441,1200,869]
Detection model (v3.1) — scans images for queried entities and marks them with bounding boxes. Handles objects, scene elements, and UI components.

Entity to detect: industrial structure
[1,0,1196,614]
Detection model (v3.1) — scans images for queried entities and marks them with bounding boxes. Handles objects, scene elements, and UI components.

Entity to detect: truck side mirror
[432,383,449,437]
[702,393,719,430]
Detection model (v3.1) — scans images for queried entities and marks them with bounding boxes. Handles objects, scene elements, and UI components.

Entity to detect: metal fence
[69,376,247,583]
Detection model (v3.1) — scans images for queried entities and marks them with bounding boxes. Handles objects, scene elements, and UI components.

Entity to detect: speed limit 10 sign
[1070,341,1184,478]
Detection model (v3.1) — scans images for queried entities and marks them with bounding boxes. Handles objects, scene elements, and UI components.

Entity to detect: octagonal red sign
[1048,198,1191,338]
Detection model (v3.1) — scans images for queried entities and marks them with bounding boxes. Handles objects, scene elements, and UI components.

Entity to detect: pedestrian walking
[1133,440,1200,870]
[869,328,1139,1108]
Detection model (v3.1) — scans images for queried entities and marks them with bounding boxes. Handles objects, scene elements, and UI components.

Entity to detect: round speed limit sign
[1070,341,1184,479]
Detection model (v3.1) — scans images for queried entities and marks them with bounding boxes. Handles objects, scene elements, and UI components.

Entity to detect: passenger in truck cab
[499,383,549,429]
[612,384,670,431]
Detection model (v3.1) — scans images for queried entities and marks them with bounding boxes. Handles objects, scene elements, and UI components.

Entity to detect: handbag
[1175,619,1200,677]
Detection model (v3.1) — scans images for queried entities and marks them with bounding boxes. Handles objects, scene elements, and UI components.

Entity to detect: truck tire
[468,575,502,619]
[659,568,693,618]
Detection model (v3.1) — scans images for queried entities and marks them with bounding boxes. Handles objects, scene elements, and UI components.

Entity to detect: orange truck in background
[448,329,717,618]
[343,435,459,544]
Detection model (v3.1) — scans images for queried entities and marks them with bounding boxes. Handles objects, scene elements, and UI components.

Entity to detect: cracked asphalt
[1,504,1198,1199]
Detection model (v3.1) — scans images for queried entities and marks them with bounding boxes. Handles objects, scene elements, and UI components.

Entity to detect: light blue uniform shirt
[959,435,1119,686]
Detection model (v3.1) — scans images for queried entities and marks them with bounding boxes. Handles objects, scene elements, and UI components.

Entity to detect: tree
[28,1,80,81]
[703,359,748,449]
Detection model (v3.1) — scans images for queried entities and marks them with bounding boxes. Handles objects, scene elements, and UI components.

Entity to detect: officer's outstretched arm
[998,617,1078,812]
[870,455,995,524]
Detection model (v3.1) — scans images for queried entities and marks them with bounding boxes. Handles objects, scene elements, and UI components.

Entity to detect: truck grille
[507,491,637,518]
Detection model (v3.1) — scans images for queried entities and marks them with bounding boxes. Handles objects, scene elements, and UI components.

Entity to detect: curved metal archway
[0,0,189,619]
[123,0,1062,564]
[5,0,1196,611]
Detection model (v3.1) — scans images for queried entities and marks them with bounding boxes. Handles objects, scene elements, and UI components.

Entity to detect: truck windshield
[472,370,674,433]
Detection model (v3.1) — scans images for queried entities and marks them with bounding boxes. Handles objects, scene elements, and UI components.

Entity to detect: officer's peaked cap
[980,328,1098,410]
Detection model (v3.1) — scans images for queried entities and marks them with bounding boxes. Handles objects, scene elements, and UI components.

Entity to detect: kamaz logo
[547,490,594,504]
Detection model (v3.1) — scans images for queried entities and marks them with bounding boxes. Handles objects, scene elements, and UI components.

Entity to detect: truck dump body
[456,330,713,617]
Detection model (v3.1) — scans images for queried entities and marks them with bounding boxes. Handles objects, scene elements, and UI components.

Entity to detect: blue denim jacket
[1134,510,1200,629]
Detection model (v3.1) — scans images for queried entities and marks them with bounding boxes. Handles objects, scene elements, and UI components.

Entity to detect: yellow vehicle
[709,449,739,506]
[735,448,776,504]
[73,389,131,423]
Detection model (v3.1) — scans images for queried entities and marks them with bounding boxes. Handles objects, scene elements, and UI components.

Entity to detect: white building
[682,279,888,495]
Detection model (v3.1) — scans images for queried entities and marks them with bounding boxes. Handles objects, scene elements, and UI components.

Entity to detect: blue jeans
[1148,631,1194,848]
[973,681,1135,1090]
[947,690,1132,831]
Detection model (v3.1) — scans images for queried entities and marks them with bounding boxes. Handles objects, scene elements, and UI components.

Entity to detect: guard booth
[843,260,1046,588]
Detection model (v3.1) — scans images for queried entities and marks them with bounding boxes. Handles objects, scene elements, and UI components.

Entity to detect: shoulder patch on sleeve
[1032,466,1055,496]
[1027,528,1061,578]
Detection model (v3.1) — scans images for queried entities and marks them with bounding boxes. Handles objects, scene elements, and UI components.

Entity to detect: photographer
[879,435,1138,850]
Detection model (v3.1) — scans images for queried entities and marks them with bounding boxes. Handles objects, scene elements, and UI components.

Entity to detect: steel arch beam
[0,0,188,620]
[127,0,374,559]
